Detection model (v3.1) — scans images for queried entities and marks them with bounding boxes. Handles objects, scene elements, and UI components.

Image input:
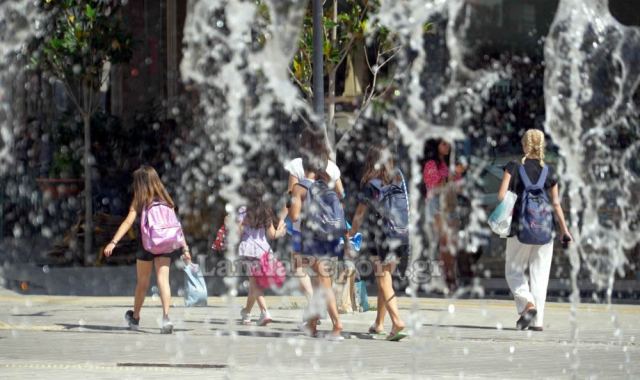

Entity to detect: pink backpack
[140,202,185,254]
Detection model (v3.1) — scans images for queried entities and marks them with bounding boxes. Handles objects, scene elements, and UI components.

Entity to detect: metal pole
[312,0,325,125]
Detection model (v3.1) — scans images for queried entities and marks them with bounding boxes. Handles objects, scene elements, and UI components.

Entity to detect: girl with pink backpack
[238,179,286,326]
[104,166,191,334]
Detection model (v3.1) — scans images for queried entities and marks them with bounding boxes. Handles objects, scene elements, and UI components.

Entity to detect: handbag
[250,251,286,289]
[212,224,226,252]
[249,239,285,289]
[488,191,517,237]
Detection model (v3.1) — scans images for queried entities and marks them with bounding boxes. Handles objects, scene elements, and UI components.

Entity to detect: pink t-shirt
[423,160,449,192]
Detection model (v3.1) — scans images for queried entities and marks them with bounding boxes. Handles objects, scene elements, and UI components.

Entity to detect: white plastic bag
[488,191,517,237]
[184,263,208,307]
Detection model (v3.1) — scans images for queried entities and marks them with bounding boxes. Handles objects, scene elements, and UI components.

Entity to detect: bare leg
[133,260,153,319]
[244,286,256,315]
[379,262,405,334]
[313,259,342,337]
[373,258,387,332]
[154,257,172,318]
[294,253,314,300]
[249,276,268,313]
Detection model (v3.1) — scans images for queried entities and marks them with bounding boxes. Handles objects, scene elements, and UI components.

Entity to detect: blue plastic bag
[488,191,517,237]
[355,280,369,312]
[184,263,208,307]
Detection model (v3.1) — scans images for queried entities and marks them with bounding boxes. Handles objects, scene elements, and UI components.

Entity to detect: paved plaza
[0,288,638,379]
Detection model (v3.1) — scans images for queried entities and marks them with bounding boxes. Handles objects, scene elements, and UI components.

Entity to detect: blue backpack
[297,178,346,243]
[517,165,554,245]
[368,170,410,244]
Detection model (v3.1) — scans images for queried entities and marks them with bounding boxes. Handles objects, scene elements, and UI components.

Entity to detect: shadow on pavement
[424,323,519,331]
[11,311,52,317]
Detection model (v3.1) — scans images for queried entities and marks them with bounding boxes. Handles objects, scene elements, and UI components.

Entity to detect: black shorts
[372,242,409,264]
[136,249,180,262]
[362,228,409,263]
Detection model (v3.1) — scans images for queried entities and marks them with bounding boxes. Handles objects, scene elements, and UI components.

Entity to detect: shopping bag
[354,280,369,312]
[334,264,356,314]
[488,191,517,237]
[184,263,208,307]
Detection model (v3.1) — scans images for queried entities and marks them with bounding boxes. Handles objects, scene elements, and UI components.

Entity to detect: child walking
[348,145,409,341]
[104,165,190,334]
[288,150,345,340]
[281,127,345,326]
[239,179,286,326]
[497,129,572,331]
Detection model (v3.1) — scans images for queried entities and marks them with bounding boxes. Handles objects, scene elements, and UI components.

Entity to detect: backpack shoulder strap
[534,165,549,188]
[518,165,534,189]
[368,178,383,191]
[295,178,313,190]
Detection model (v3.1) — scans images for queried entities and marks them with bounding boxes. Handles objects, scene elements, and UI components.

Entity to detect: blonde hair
[131,165,175,212]
[521,129,546,167]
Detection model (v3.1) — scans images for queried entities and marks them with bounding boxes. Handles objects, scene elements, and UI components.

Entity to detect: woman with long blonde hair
[497,129,572,331]
[104,165,190,334]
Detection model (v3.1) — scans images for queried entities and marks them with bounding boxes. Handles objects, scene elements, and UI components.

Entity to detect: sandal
[368,325,385,335]
[516,305,537,331]
[386,330,408,342]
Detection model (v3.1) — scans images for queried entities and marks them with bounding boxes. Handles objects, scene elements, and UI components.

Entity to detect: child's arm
[348,202,368,238]
[277,174,298,221]
[288,183,306,223]
[335,178,346,199]
[104,208,137,257]
[267,221,286,240]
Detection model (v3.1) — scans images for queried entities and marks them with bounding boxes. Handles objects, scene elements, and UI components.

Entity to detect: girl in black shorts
[104,166,190,333]
[348,146,408,341]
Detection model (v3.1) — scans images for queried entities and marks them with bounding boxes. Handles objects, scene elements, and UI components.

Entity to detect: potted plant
[36,114,84,199]
[30,0,133,262]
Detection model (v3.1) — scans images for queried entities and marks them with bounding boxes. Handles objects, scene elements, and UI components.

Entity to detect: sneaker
[240,308,252,325]
[161,317,173,334]
[125,310,139,330]
[257,312,272,326]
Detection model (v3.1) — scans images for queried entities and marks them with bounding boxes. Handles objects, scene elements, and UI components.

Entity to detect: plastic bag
[354,280,369,312]
[488,191,517,237]
[184,263,208,307]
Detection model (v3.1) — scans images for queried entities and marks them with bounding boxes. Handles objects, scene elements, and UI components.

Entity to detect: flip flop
[386,330,408,342]
[327,333,345,341]
[368,325,386,335]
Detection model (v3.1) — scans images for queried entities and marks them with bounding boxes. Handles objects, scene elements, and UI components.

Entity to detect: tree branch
[335,41,401,150]
[288,66,313,98]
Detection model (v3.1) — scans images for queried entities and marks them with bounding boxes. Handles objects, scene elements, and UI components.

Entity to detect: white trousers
[504,237,553,328]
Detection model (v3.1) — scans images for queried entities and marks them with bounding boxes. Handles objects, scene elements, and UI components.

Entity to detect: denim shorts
[300,238,342,257]
[290,230,303,253]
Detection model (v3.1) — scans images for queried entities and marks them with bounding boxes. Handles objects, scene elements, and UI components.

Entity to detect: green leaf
[86,4,96,20]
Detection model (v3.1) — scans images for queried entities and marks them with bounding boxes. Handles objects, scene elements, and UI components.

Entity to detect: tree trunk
[82,111,93,265]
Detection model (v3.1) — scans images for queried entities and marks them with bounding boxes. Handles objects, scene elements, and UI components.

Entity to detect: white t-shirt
[284,157,341,232]
[283,157,341,184]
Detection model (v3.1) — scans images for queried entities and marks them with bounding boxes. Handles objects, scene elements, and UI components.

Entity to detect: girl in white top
[281,127,345,324]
